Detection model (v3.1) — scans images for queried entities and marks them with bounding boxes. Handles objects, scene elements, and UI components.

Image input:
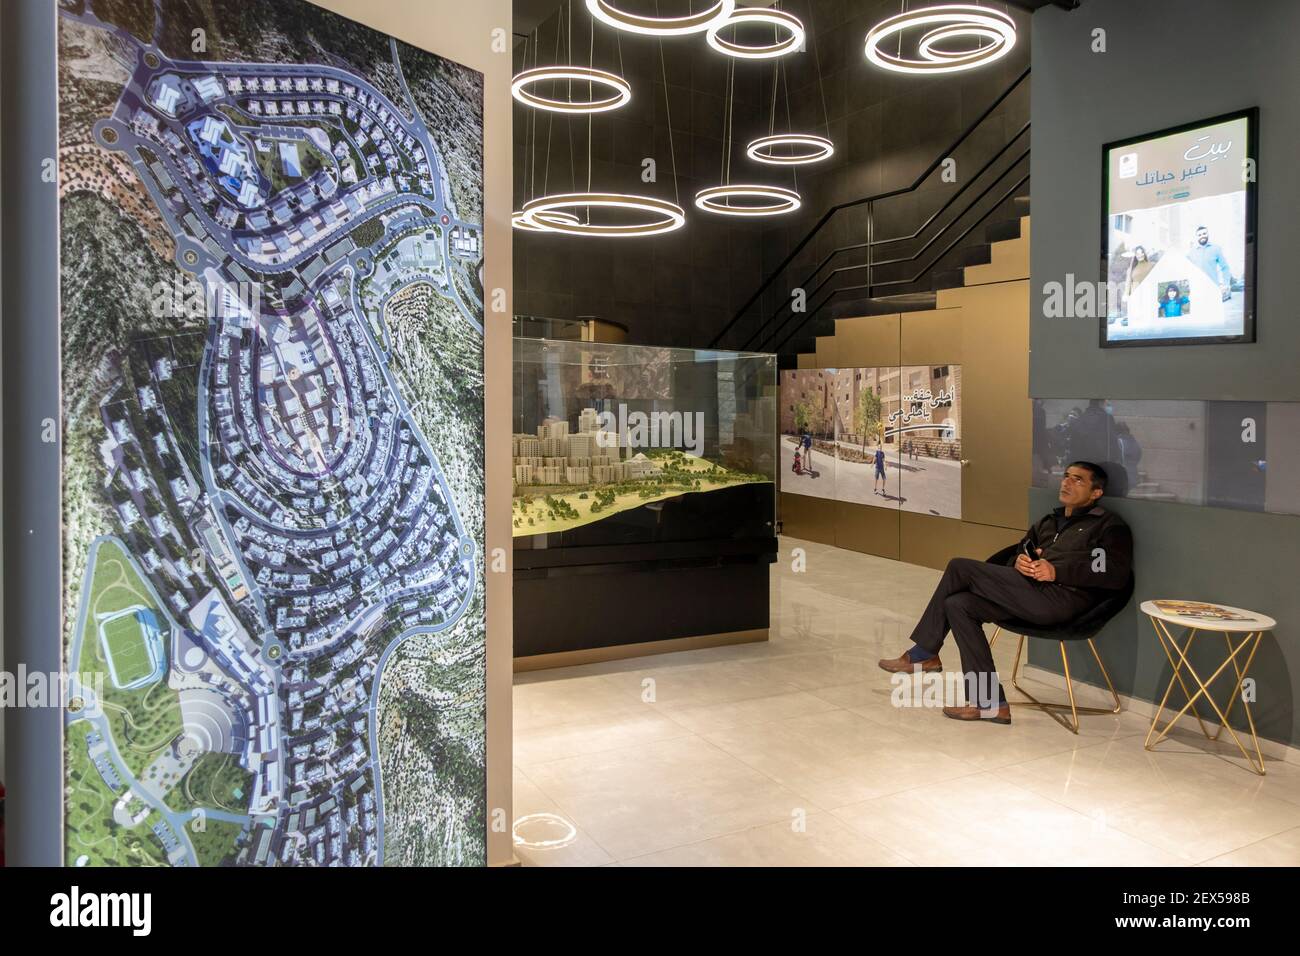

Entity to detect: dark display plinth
[514,536,777,660]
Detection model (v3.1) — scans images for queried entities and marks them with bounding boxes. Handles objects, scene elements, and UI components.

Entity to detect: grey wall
[1029,488,1297,746]
[1030,0,1300,400]
[1029,0,1300,747]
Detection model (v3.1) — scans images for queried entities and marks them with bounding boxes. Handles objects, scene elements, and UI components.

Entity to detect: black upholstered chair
[984,544,1133,733]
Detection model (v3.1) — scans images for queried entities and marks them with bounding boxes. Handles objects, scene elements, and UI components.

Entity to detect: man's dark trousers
[909,558,1098,709]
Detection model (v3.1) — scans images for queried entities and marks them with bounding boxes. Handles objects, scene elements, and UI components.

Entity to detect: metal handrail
[747,144,1030,351]
[781,124,1029,300]
[871,174,1031,289]
[710,65,1031,350]
[769,172,1030,354]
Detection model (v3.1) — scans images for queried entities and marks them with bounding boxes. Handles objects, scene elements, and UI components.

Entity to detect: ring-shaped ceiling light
[706,7,805,59]
[746,133,835,166]
[917,24,1006,61]
[512,209,582,232]
[694,184,801,217]
[585,0,736,36]
[864,4,1016,74]
[520,193,687,237]
[511,66,632,113]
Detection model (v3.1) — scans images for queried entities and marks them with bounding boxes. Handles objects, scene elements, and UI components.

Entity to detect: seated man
[877,461,1133,724]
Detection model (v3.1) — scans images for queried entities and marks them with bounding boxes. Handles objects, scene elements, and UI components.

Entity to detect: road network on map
[60,2,483,867]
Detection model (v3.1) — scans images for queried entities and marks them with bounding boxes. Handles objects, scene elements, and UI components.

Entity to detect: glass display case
[512,336,777,550]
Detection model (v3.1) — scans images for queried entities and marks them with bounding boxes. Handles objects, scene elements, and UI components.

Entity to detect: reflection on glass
[1033,398,1209,504]
[513,336,776,547]
[1264,403,1300,516]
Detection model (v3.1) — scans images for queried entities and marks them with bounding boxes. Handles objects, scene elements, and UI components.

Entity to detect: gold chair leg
[1086,638,1123,715]
[1010,633,1026,694]
[998,634,1121,734]
[1059,640,1080,734]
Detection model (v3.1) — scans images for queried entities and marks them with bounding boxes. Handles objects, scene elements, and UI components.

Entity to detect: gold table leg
[1146,622,1212,740]
[1144,618,1265,776]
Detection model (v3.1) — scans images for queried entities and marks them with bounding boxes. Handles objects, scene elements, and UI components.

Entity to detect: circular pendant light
[512,209,582,232]
[694,184,801,217]
[519,193,687,237]
[917,24,1008,62]
[864,4,1016,74]
[585,0,736,37]
[746,132,834,166]
[707,7,805,59]
[511,65,632,113]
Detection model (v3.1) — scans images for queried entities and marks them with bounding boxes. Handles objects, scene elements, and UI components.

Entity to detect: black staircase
[709,68,1032,368]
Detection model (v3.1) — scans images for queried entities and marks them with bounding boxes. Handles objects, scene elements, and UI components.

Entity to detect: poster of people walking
[779,369,837,500]
[1102,109,1257,346]
[780,366,962,518]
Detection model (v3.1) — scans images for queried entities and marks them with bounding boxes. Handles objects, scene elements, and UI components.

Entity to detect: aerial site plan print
[56,0,486,866]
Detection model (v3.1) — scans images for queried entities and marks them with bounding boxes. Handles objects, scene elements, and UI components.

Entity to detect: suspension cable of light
[744,9,833,166]
[696,55,801,217]
[512,0,632,113]
[515,11,687,238]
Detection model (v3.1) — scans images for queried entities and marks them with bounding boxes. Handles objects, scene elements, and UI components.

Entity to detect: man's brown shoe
[942,703,1012,724]
[877,651,942,674]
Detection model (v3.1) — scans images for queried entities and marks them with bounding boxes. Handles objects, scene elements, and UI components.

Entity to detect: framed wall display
[57,0,485,866]
[1100,108,1258,348]
[780,365,962,519]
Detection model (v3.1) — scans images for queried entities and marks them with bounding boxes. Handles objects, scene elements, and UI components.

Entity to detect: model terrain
[512,449,770,536]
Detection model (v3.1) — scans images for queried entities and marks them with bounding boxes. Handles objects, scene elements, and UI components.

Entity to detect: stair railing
[767,162,1029,355]
[708,66,1031,355]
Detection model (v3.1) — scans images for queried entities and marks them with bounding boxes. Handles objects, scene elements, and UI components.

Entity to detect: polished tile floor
[511,537,1300,866]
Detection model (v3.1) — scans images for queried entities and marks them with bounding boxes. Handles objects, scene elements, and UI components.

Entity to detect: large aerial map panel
[56,0,485,866]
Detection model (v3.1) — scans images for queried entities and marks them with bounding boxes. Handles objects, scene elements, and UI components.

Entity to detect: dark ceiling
[514,0,1081,36]
[513,0,566,39]
[1007,0,1080,10]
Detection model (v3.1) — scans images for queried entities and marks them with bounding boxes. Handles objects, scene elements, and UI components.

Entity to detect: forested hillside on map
[57,0,485,867]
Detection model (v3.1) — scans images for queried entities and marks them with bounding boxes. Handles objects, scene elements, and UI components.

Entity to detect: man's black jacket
[1009,505,1133,591]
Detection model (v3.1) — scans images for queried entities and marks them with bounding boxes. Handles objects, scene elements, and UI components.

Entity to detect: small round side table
[1141,600,1276,775]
